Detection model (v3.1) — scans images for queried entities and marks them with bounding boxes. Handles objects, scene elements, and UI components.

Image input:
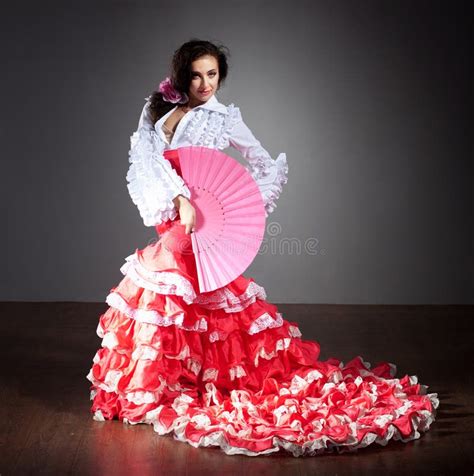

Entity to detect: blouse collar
[156,93,228,126]
[197,93,229,115]
[153,93,228,143]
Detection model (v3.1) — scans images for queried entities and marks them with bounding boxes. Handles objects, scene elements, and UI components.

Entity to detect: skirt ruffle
[86,217,439,456]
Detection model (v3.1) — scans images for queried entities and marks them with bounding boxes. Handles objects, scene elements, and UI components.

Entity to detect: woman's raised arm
[126,98,191,227]
[228,108,288,216]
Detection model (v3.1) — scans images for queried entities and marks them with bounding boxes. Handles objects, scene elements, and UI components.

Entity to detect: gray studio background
[2,1,471,303]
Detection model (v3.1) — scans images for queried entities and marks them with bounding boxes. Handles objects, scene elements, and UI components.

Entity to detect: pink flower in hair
[158,76,188,104]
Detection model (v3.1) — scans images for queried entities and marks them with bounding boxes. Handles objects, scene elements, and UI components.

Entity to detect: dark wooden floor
[1,303,472,475]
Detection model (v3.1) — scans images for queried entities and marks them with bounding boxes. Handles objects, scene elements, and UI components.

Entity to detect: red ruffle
[86,218,439,456]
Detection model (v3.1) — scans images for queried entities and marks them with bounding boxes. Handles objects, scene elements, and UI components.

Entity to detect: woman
[86,39,438,456]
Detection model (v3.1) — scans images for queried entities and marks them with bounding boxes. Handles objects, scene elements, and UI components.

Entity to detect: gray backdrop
[2,1,471,303]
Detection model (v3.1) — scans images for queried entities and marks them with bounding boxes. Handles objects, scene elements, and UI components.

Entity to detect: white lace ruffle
[288,325,302,338]
[87,371,187,407]
[202,368,219,381]
[169,375,438,457]
[193,281,267,312]
[216,104,242,150]
[243,139,288,216]
[248,312,284,335]
[208,331,226,343]
[187,358,203,376]
[86,367,123,394]
[227,108,289,216]
[90,372,439,456]
[254,337,292,367]
[120,251,197,304]
[121,249,266,312]
[184,109,223,148]
[206,312,292,344]
[182,104,242,150]
[127,100,191,227]
[105,291,208,332]
[251,151,288,216]
[182,108,206,144]
[229,365,247,381]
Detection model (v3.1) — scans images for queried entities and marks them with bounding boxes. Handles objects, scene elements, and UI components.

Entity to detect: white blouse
[126,93,288,227]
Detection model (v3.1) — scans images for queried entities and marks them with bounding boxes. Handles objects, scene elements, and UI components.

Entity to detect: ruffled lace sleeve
[126,97,191,227]
[227,107,288,216]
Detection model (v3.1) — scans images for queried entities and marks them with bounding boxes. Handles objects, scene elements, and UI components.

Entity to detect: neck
[186,99,204,109]
[185,94,213,109]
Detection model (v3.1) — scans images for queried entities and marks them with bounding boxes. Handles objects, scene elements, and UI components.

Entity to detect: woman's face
[187,54,220,104]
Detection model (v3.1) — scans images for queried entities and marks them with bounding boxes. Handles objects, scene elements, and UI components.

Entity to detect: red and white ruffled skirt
[86,152,439,457]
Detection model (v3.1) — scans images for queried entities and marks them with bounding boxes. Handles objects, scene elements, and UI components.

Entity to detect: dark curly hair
[148,39,230,124]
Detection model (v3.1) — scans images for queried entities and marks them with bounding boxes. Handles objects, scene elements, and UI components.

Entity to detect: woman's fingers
[182,217,195,234]
[180,202,196,234]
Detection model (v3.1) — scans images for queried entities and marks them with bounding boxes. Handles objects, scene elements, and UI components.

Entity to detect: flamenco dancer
[86,39,439,456]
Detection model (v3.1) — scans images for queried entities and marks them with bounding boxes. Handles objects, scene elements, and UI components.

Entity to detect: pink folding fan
[173,146,266,293]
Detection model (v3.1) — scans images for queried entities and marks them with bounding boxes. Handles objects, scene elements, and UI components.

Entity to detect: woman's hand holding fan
[173,194,196,234]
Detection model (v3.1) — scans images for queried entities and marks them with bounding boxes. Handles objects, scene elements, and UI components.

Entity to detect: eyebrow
[191,69,217,74]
